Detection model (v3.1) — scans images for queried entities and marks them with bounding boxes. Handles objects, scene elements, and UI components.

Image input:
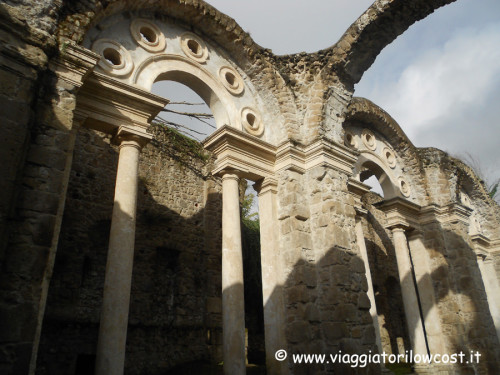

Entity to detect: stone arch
[134,55,236,130]
[326,0,458,84]
[345,97,425,204]
[354,153,400,199]
[345,97,414,152]
[57,0,298,143]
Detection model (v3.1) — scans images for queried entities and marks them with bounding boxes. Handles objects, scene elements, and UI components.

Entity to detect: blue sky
[156,0,500,191]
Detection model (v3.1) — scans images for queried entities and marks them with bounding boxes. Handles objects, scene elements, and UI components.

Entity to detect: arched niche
[354,152,401,199]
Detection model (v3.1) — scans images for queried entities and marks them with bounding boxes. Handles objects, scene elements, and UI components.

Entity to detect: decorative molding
[276,138,357,176]
[76,71,169,134]
[219,66,245,95]
[362,129,377,151]
[241,107,264,136]
[130,19,166,53]
[203,125,276,181]
[419,203,472,226]
[344,131,359,150]
[180,32,209,63]
[92,39,134,77]
[471,234,500,258]
[376,197,421,230]
[383,146,396,169]
[398,177,411,198]
[50,44,100,87]
[203,127,358,182]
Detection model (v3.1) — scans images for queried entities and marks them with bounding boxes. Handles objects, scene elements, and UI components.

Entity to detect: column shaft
[477,257,500,343]
[257,180,287,375]
[95,137,142,375]
[407,234,446,354]
[391,227,428,356]
[355,218,383,353]
[222,173,246,375]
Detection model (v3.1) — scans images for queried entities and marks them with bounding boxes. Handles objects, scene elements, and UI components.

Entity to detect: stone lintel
[419,202,472,226]
[275,137,357,175]
[203,125,276,181]
[76,71,169,134]
[376,196,421,230]
[50,44,100,87]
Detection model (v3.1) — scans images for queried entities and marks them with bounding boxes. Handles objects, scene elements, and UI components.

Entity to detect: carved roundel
[344,131,358,150]
[180,32,209,63]
[362,129,377,151]
[219,66,245,95]
[92,39,134,77]
[130,19,166,53]
[382,147,397,169]
[241,107,264,137]
[398,177,411,198]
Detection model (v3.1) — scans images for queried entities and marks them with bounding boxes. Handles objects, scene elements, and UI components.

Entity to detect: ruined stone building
[1,0,500,374]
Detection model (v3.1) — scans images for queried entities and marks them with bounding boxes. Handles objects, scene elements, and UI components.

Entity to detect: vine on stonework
[149,121,209,163]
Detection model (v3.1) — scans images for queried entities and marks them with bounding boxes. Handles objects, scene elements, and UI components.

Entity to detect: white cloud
[359,23,500,139]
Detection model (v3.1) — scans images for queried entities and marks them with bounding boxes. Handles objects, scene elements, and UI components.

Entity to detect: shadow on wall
[35,126,225,374]
[35,126,500,375]
[36,125,266,375]
[365,202,500,374]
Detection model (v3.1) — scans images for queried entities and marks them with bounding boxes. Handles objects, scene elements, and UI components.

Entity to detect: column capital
[112,125,153,150]
[407,230,424,240]
[221,172,241,182]
[253,177,278,195]
[389,225,409,234]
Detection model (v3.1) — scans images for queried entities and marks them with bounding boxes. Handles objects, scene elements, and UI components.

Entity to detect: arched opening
[151,70,229,136]
[151,79,266,370]
[151,80,216,141]
[362,175,384,198]
[133,56,239,132]
[355,156,399,199]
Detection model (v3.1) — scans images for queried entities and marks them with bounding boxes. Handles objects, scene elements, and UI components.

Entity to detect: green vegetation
[150,122,209,162]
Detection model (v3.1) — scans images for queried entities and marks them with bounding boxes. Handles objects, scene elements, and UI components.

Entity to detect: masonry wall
[277,167,381,374]
[35,126,224,374]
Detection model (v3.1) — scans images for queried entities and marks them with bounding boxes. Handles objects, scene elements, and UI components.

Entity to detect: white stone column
[255,178,288,375]
[221,172,246,375]
[95,132,147,375]
[407,232,446,355]
[390,227,428,357]
[476,254,500,343]
[355,216,383,354]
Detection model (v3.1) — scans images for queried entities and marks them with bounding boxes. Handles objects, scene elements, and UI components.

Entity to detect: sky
[155,0,500,194]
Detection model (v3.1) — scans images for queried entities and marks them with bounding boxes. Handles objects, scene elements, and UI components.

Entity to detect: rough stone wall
[277,167,380,374]
[421,219,500,374]
[0,2,87,371]
[36,126,223,374]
